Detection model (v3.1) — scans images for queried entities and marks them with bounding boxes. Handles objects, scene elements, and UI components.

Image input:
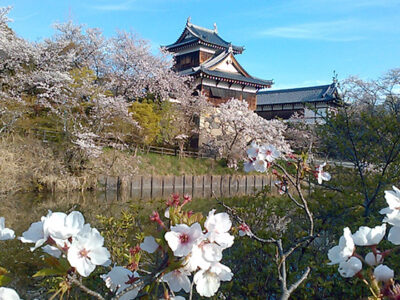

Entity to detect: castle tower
[163,18,273,110]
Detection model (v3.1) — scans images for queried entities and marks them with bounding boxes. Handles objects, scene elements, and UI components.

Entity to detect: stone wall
[198,106,222,147]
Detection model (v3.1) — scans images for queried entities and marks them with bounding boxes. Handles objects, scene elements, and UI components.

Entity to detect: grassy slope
[136,152,246,176]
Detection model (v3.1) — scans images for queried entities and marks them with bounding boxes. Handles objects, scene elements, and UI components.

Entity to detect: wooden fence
[98,174,278,200]
[134,145,215,159]
[15,126,214,160]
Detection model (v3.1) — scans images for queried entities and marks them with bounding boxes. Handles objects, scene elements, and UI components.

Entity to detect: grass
[0,133,246,194]
[136,152,246,176]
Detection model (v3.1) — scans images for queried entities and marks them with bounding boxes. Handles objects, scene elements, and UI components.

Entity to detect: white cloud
[258,20,365,42]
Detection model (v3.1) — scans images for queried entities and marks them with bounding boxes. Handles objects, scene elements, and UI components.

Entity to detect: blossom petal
[140,236,159,254]
[0,287,21,300]
[338,257,362,278]
[374,264,394,282]
[388,226,400,245]
[194,269,220,297]
[352,224,386,246]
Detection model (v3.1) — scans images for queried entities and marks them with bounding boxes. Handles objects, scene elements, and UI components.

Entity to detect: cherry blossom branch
[284,189,305,209]
[216,156,317,300]
[67,274,105,300]
[274,162,314,236]
[286,267,311,297]
[189,279,195,300]
[112,254,169,300]
[216,195,276,244]
[111,279,145,300]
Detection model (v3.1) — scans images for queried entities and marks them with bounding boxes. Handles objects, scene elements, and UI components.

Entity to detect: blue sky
[4,0,400,89]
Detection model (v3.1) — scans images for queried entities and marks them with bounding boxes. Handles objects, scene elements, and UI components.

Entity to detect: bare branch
[68,275,105,300]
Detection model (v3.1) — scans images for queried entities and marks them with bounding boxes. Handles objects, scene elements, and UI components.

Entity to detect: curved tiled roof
[181,66,272,88]
[164,21,244,54]
[257,84,340,105]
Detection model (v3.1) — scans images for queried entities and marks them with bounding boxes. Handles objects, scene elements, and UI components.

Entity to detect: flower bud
[365,251,383,266]
[374,264,394,282]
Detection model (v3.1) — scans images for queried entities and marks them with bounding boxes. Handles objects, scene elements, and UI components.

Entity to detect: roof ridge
[258,84,332,94]
[201,50,229,68]
[188,23,216,34]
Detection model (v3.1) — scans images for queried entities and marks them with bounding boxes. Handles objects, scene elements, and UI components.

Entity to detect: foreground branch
[68,275,105,300]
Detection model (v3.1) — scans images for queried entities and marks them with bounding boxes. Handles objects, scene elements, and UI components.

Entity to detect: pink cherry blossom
[67,226,110,277]
[165,223,204,257]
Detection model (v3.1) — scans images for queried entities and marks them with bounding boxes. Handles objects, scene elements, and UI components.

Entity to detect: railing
[9,126,215,159]
[134,144,216,159]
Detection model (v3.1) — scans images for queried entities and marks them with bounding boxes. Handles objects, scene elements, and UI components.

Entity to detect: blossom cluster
[328,186,400,296]
[244,143,331,190]
[244,142,281,173]
[162,209,234,297]
[19,210,110,277]
[203,99,290,169]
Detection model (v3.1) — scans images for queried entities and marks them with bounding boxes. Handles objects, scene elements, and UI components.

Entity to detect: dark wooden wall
[174,51,200,71]
[201,86,257,111]
[256,109,304,120]
[174,51,215,71]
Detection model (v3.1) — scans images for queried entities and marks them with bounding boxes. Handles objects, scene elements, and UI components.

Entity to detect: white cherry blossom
[0,287,20,300]
[184,242,224,273]
[101,266,140,300]
[246,142,260,159]
[19,220,45,251]
[140,236,159,254]
[162,268,191,293]
[67,226,110,277]
[315,162,331,184]
[184,244,211,272]
[19,210,85,251]
[0,217,15,240]
[165,223,204,257]
[42,245,62,258]
[374,264,394,282]
[194,269,221,297]
[387,226,400,245]
[380,186,400,226]
[194,262,233,297]
[253,158,268,173]
[243,160,255,173]
[327,227,355,265]
[365,251,383,266]
[352,224,386,246]
[204,210,234,249]
[338,257,362,278]
[45,211,85,240]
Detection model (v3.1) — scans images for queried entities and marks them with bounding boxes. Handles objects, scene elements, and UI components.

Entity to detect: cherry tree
[203,98,290,168]
[0,7,200,156]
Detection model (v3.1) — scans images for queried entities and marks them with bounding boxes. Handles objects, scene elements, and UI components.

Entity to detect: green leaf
[0,275,12,286]
[33,268,67,277]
